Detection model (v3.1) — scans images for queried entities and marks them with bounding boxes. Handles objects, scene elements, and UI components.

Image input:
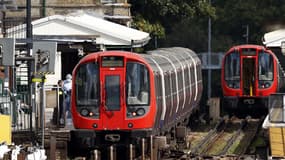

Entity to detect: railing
[0,84,67,133]
[268,93,285,123]
[0,88,33,131]
[0,90,13,117]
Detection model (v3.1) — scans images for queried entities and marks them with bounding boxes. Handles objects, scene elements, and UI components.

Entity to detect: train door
[100,68,125,129]
[242,58,256,96]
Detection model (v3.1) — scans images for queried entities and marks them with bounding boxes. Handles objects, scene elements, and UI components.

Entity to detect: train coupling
[105,134,120,142]
[243,99,255,105]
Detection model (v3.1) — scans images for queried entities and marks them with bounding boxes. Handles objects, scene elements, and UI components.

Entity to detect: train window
[171,71,177,97]
[224,51,240,80]
[241,48,256,56]
[258,51,273,81]
[126,62,150,105]
[101,56,124,67]
[190,66,194,88]
[178,69,183,92]
[184,68,189,91]
[164,74,169,97]
[75,62,100,106]
[105,75,120,110]
[185,65,191,105]
[164,74,171,115]
[155,73,161,98]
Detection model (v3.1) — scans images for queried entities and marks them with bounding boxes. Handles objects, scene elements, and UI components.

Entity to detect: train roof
[73,47,201,75]
[226,44,275,55]
[76,50,146,64]
[228,44,268,51]
[141,47,201,73]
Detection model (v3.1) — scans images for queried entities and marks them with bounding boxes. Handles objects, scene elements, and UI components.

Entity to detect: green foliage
[130,0,215,29]
[161,19,207,52]
[130,0,285,51]
[132,15,165,38]
[130,0,216,50]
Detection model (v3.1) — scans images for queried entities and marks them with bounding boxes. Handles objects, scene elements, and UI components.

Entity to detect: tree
[213,0,285,47]
[130,0,285,51]
[130,0,215,49]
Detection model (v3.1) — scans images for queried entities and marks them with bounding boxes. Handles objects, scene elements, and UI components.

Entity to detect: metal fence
[0,87,33,131]
[268,93,285,123]
[0,83,65,133]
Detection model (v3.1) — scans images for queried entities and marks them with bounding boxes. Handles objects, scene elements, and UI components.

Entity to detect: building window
[101,0,115,4]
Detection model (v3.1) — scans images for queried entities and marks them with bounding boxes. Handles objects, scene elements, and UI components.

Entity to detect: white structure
[6,11,150,85]
[263,29,285,47]
[7,11,150,47]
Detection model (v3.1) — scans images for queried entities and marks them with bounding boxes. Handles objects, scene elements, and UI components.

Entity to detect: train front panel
[71,51,157,131]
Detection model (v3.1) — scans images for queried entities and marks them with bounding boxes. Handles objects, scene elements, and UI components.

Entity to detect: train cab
[221,45,279,108]
[72,52,156,132]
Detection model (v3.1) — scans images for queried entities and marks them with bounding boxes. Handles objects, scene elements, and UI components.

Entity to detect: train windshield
[126,62,150,105]
[75,62,100,105]
[224,51,240,80]
[258,51,273,80]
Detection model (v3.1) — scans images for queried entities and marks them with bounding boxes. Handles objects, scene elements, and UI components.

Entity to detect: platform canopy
[6,11,150,47]
[262,29,285,47]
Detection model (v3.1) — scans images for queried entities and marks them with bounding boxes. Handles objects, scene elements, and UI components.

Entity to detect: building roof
[263,29,285,47]
[6,11,150,47]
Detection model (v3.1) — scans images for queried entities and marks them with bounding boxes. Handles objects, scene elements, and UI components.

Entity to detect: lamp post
[26,0,35,143]
[243,25,249,44]
[207,0,212,100]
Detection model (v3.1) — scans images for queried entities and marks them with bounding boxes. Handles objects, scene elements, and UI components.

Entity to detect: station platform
[262,93,285,159]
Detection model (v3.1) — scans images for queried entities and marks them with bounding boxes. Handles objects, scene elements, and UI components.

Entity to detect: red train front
[71,52,156,131]
[221,44,285,110]
[69,51,156,157]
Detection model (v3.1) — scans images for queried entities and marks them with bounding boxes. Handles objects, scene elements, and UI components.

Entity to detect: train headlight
[233,82,240,89]
[80,109,89,116]
[89,112,94,116]
[132,112,136,116]
[228,83,233,88]
[259,81,272,88]
[136,108,145,116]
[265,82,270,88]
[128,123,133,128]
[227,81,239,89]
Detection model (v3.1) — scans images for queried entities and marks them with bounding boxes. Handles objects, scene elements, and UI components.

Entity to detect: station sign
[33,41,57,74]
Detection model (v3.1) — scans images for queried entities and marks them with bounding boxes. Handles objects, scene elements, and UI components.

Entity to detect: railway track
[190,117,229,155]
[189,116,261,157]
[228,117,262,155]
[44,116,262,159]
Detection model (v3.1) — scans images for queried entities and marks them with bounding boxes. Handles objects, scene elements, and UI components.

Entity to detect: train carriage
[70,47,202,156]
[221,44,285,111]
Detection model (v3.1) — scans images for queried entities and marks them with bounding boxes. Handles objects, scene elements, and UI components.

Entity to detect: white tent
[7,11,150,47]
[263,29,285,47]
